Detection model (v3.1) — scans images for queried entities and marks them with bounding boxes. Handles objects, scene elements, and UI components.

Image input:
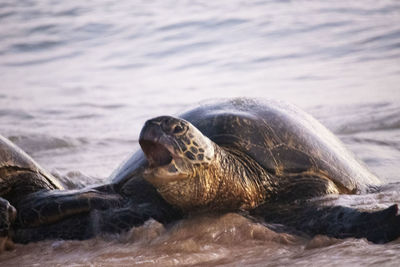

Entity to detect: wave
[312,102,400,135]
[51,170,96,189]
[7,134,88,154]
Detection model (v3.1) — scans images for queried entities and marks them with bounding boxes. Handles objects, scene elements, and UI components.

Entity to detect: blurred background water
[0,0,400,266]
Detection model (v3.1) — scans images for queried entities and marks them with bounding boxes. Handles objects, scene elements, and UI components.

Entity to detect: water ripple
[4,51,82,66]
[319,6,400,16]
[54,7,85,17]
[10,40,64,53]
[359,29,400,44]
[27,24,57,35]
[145,41,215,58]
[0,11,15,20]
[0,109,34,120]
[157,18,248,32]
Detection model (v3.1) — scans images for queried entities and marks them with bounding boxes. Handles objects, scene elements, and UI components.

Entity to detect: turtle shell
[0,135,63,200]
[179,98,381,193]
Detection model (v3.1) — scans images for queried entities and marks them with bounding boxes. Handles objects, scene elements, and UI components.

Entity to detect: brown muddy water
[1,0,400,266]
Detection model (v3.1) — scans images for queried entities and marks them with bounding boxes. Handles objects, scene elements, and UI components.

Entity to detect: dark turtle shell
[112,98,381,195]
[0,135,63,204]
[180,98,381,192]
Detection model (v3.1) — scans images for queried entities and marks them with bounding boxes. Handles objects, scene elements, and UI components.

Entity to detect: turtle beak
[139,118,175,168]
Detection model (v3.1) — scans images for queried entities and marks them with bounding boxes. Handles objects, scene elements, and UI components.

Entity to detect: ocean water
[0,0,400,266]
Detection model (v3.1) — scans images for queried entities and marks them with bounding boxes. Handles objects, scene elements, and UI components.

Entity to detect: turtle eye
[173,123,186,135]
[160,117,188,135]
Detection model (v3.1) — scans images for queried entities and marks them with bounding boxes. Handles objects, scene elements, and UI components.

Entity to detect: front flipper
[15,185,123,228]
[13,201,181,243]
[251,203,400,244]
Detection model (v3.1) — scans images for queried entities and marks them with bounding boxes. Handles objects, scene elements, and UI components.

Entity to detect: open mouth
[140,140,173,168]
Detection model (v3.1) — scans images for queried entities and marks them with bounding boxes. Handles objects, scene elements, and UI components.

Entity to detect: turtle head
[139,116,215,187]
[139,115,266,212]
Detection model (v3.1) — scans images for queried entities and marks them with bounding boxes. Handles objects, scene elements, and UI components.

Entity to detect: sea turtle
[1,98,400,249]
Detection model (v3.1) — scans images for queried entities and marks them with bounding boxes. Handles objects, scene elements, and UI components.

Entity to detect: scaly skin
[153,145,274,212]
